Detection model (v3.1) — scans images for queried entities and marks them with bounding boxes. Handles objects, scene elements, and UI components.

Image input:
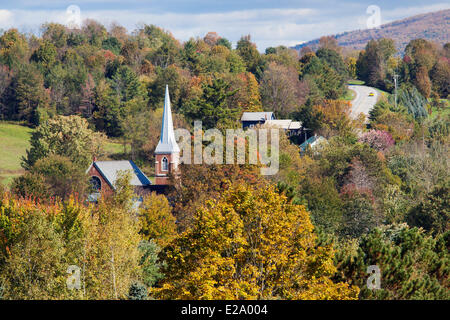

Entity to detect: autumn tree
[0,29,29,70]
[236,35,263,76]
[139,192,177,247]
[22,115,105,170]
[169,163,264,231]
[154,183,359,300]
[81,171,142,299]
[314,100,356,138]
[260,62,305,118]
[0,211,67,299]
[430,57,450,98]
[356,39,396,90]
[12,155,88,200]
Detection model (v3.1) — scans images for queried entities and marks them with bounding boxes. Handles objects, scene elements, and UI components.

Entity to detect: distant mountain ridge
[292,9,450,53]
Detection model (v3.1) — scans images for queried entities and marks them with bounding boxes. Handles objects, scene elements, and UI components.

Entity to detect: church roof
[87,160,152,189]
[155,85,180,154]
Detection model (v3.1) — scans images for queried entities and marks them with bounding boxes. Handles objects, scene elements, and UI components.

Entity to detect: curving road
[348,85,379,120]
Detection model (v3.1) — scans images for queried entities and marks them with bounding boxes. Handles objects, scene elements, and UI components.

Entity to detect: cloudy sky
[0,0,449,50]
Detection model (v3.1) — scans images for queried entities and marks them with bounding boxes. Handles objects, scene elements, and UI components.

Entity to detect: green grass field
[0,123,32,187]
[347,79,365,85]
[430,99,450,119]
[0,122,123,188]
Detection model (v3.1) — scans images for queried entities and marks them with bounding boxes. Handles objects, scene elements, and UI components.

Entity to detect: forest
[0,20,448,300]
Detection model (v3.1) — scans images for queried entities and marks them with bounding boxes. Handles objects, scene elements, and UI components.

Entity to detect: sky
[0,0,449,51]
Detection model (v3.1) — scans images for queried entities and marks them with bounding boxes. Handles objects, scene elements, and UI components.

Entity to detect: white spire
[155,85,180,154]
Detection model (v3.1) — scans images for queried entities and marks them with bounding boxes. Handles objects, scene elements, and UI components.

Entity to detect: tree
[81,171,142,299]
[169,163,264,231]
[154,183,359,300]
[318,36,341,53]
[314,100,355,138]
[301,55,345,99]
[128,281,148,300]
[0,64,13,119]
[203,32,220,46]
[299,176,344,234]
[41,23,68,48]
[407,183,449,235]
[1,172,144,300]
[339,186,377,238]
[414,66,432,98]
[182,78,238,129]
[0,212,67,299]
[259,62,304,118]
[356,39,395,90]
[82,19,107,47]
[236,35,262,76]
[226,72,262,112]
[138,240,165,288]
[15,155,88,200]
[358,130,395,153]
[394,85,428,120]
[92,79,122,136]
[10,171,49,200]
[14,64,52,126]
[216,37,232,50]
[22,115,105,170]
[0,29,29,70]
[316,48,348,79]
[430,57,450,98]
[335,224,449,299]
[31,40,57,71]
[139,193,177,247]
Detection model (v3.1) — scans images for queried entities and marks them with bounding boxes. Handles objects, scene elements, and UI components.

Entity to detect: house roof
[264,119,302,130]
[241,112,274,121]
[288,121,302,130]
[299,135,326,151]
[87,160,152,189]
[155,85,180,154]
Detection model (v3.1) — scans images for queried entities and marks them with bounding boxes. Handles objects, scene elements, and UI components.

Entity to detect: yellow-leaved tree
[153,183,359,300]
[139,192,177,247]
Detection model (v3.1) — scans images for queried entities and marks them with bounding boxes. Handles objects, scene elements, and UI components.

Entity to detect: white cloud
[0,9,13,29]
[380,3,450,22]
[1,4,448,50]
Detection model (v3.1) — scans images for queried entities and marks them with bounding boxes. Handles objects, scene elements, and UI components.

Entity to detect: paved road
[348,85,379,120]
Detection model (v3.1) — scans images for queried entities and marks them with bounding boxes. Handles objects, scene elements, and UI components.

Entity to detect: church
[86,85,180,201]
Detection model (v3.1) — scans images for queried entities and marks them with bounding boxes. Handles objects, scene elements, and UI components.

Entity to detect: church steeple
[155,85,180,154]
[154,85,180,185]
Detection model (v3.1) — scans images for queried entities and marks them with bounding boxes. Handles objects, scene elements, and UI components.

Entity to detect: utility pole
[393,73,399,109]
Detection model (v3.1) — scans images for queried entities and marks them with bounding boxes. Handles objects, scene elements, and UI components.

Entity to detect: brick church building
[86,85,180,201]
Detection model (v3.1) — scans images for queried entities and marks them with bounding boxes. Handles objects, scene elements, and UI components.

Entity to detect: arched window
[90,176,102,191]
[162,157,169,171]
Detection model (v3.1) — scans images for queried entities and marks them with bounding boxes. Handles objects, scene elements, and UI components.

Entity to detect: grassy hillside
[293,9,450,53]
[0,123,33,187]
[0,122,123,188]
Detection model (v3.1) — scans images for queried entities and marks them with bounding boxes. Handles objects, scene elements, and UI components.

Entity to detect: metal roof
[288,121,302,130]
[241,112,274,121]
[299,136,326,151]
[90,160,151,189]
[264,120,302,130]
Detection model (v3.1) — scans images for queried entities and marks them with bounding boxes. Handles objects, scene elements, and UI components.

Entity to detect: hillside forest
[0,21,448,300]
